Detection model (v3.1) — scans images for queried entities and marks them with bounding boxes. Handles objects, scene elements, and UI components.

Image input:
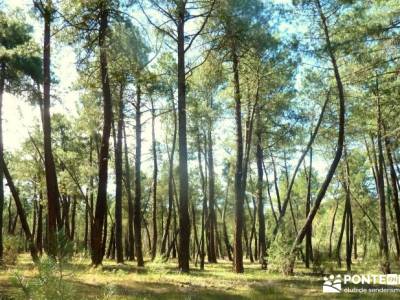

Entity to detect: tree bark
[177,3,190,273]
[289,1,346,271]
[151,99,158,261]
[115,86,124,263]
[91,4,113,266]
[1,157,38,261]
[40,2,62,258]
[232,48,244,273]
[0,63,5,260]
[375,76,390,273]
[256,110,266,268]
[123,123,135,260]
[134,83,144,267]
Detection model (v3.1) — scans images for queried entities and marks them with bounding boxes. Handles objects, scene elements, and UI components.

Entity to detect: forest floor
[1,254,400,299]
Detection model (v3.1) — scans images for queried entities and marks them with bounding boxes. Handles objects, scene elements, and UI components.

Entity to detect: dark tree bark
[305,147,313,268]
[36,1,62,258]
[222,170,233,261]
[134,83,144,267]
[375,77,390,273]
[197,131,207,270]
[256,110,266,268]
[289,1,346,272]
[232,48,244,273]
[177,4,190,273]
[151,99,158,261]
[207,106,217,263]
[383,123,400,247]
[1,157,38,261]
[91,4,113,266]
[114,86,124,263]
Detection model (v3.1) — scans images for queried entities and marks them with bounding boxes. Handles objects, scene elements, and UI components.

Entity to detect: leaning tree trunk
[91,5,113,266]
[289,0,346,273]
[1,157,38,261]
[305,147,313,268]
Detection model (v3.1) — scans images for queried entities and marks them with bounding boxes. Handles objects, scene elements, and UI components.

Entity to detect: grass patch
[1,254,400,299]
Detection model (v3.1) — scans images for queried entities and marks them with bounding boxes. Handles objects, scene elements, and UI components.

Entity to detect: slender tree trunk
[134,83,144,267]
[1,157,38,261]
[151,99,158,261]
[177,6,190,273]
[222,171,233,261]
[161,96,177,255]
[329,198,339,258]
[207,109,217,263]
[197,132,207,270]
[115,86,124,263]
[123,124,134,260]
[289,1,346,272]
[232,48,244,273]
[71,195,76,241]
[383,123,400,248]
[375,77,390,273]
[256,113,266,268]
[91,4,113,266]
[305,147,313,268]
[37,189,43,255]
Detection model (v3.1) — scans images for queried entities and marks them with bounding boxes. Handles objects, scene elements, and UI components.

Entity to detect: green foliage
[2,235,23,266]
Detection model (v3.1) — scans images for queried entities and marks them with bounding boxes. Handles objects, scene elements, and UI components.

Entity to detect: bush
[268,231,294,274]
[11,229,76,300]
[2,235,23,266]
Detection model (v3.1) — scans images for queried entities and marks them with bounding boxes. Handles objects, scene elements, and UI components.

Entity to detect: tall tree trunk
[123,124,135,260]
[1,157,38,261]
[232,48,244,273]
[115,86,124,263]
[305,147,313,268]
[91,4,113,266]
[383,123,400,248]
[151,99,158,261]
[375,77,390,274]
[177,5,190,273]
[197,131,207,270]
[256,112,266,268]
[40,2,62,258]
[207,108,217,263]
[289,1,346,272]
[134,83,144,267]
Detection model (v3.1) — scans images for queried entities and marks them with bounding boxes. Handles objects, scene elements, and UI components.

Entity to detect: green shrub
[2,235,23,266]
